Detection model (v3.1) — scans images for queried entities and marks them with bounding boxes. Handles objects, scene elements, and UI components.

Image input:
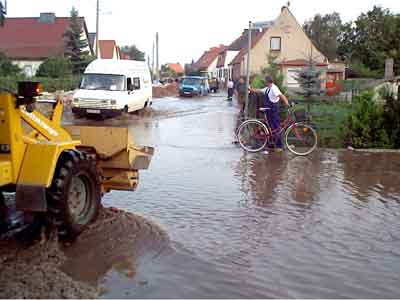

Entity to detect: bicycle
[236,103,318,156]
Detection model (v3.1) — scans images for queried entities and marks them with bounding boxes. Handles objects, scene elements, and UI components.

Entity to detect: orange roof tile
[194,45,226,71]
[167,63,184,74]
[229,30,266,66]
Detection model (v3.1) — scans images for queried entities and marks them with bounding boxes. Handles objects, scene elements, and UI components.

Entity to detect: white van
[72,59,152,118]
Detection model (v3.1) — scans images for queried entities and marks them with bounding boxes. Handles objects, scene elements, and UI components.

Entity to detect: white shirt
[227,81,234,89]
[261,84,282,103]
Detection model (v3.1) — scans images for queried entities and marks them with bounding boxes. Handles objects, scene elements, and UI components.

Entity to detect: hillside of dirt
[0,207,168,299]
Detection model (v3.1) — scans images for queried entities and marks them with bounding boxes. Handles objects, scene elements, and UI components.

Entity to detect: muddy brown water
[7,95,400,298]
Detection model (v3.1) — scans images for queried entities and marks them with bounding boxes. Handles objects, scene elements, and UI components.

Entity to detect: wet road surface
[66,94,400,298]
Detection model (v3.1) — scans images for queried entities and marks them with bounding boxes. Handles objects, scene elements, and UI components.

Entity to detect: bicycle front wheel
[285,123,318,156]
[237,120,270,153]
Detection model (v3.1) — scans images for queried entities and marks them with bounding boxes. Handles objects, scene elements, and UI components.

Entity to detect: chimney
[39,12,56,23]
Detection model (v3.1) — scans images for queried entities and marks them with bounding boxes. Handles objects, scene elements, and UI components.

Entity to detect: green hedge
[0,75,81,92]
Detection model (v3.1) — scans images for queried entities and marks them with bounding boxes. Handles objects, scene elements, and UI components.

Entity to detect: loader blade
[64,126,154,192]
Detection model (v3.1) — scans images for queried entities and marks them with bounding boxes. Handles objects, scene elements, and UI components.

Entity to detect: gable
[252,7,328,65]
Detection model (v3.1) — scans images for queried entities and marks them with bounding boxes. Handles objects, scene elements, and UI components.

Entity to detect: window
[270,37,281,51]
[80,74,125,91]
[132,77,141,90]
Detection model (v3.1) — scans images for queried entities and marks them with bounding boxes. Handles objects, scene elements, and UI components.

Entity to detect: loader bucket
[64,126,154,192]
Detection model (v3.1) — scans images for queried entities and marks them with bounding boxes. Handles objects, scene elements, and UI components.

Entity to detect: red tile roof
[0,17,91,59]
[99,40,118,59]
[194,45,226,71]
[229,30,266,65]
[278,59,328,67]
[166,63,184,74]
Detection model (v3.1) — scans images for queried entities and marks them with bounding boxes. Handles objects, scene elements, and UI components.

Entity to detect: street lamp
[244,20,270,118]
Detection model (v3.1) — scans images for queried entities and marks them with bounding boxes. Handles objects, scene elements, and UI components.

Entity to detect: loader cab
[72,59,152,118]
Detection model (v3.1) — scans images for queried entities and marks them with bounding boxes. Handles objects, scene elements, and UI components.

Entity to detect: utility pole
[152,41,155,80]
[96,0,100,58]
[156,32,159,83]
[245,21,252,119]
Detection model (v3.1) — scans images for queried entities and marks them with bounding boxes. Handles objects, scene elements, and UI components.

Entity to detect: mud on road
[0,207,169,299]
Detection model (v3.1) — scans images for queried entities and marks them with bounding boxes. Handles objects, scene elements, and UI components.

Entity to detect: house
[98,40,120,59]
[166,63,184,76]
[0,12,94,77]
[228,6,345,89]
[193,45,226,78]
[216,29,261,84]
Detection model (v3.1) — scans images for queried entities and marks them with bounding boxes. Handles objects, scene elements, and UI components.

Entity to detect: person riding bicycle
[252,75,290,152]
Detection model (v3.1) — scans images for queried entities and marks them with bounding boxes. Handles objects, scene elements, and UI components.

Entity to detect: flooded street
[67,94,400,298]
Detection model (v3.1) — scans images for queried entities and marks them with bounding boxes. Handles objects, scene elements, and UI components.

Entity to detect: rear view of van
[72,59,152,118]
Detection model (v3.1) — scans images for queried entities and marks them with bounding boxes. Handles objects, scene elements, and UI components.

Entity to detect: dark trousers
[266,101,282,148]
[228,88,234,99]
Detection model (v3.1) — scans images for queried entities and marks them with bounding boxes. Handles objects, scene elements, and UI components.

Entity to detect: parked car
[72,59,152,118]
[179,76,210,97]
[209,78,219,93]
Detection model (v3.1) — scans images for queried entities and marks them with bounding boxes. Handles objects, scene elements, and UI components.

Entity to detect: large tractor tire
[46,150,102,240]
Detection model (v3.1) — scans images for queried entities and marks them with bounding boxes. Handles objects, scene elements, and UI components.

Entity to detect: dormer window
[270,37,281,51]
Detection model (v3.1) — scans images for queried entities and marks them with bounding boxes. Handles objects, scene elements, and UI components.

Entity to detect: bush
[349,62,382,79]
[37,57,72,78]
[0,53,21,76]
[342,91,391,148]
[0,75,81,92]
[251,74,265,89]
[381,86,400,148]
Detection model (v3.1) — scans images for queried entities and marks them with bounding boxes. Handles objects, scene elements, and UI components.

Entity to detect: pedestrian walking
[227,78,234,101]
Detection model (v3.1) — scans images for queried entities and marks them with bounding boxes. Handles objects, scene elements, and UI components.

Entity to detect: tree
[304,12,343,61]
[0,53,21,76]
[0,1,5,26]
[354,7,399,75]
[338,6,400,77]
[251,54,287,94]
[120,45,145,61]
[337,22,356,62]
[64,7,90,74]
[295,58,322,116]
[37,57,72,78]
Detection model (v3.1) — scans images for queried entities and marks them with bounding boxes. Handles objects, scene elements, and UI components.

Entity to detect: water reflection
[339,151,400,203]
[235,153,322,210]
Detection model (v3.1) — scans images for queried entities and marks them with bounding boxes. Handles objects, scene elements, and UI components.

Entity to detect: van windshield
[80,74,125,91]
[182,78,202,86]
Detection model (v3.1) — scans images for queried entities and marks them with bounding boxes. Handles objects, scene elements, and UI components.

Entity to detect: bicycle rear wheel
[236,120,269,153]
[285,123,318,156]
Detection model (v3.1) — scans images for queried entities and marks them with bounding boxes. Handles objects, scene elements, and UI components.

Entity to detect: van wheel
[46,150,101,241]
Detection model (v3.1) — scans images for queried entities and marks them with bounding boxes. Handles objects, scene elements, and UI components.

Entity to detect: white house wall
[14,60,43,77]
[206,57,219,78]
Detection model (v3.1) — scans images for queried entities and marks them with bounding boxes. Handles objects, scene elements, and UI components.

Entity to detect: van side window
[133,77,141,90]
[127,78,133,91]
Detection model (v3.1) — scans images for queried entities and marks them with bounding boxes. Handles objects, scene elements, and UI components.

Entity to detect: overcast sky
[6,0,399,65]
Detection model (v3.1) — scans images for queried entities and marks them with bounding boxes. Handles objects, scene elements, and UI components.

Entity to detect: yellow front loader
[0,82,153,240]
